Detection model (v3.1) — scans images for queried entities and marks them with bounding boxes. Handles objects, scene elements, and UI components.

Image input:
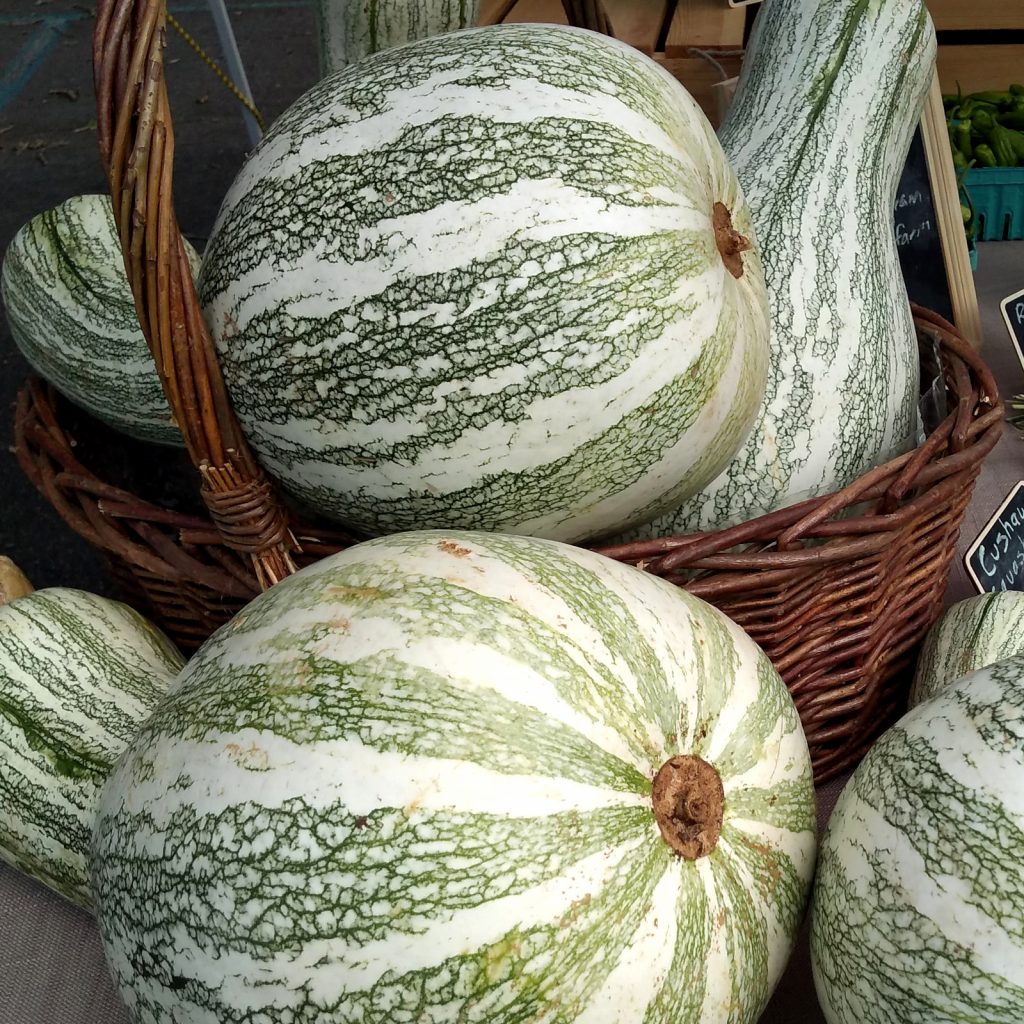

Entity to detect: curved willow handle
[92,0,297,590]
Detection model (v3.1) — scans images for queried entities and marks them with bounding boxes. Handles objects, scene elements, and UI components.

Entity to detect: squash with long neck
[316,0,480,75]
[628,0,937,536]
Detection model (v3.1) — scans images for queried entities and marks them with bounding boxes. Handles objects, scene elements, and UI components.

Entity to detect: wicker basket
[13,0,1004,784]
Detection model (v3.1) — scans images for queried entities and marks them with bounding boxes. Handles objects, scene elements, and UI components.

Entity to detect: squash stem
[0,558,34,605]
[712,201,752,279]
[652,754,724,859]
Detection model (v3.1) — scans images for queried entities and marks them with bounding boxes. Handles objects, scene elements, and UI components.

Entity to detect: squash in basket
[198,24,770,543]
[630,0,938,536]
[1,194,201,446]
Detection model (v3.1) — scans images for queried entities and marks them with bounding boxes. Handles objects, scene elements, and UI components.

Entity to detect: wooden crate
[925,0,1024,94]
[477,0,746,124]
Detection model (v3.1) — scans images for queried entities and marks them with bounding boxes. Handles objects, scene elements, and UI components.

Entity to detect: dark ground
[0,0,318,593]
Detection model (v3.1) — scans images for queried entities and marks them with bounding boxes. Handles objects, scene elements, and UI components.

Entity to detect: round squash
[811,653,1024,1023]
[910,591,1024,707]
[92,531,814,1024]
[198,24,770,542]
[1,194,200,445]
[0,581,184,910]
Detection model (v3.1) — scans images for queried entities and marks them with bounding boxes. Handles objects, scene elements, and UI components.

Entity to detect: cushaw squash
[910,591,1024,707]
[630,0,937,536]
[0,565,184,910]
[2,532,816,1024]
[811,653,1024,1023]
[1,194,200,446]
[198,24,770,543]
[315,0,480,75]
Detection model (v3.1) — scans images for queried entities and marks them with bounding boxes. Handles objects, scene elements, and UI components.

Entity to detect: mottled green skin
[910,592,1024,707]
[199,25,769,542]
[92,531,814,1024]
[1,194,199,445]
[624,0,936,538]
[811,654,1024,1023]
[0,589,183,909]
[316,0,480,75]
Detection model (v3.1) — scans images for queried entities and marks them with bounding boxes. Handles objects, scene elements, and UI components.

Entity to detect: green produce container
[965,166,1024,240]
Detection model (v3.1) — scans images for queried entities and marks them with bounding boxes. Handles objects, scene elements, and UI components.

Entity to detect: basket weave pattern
[11,0,1005,784]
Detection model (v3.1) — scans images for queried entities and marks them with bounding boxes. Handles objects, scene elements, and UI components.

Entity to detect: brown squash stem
[713,201,752,280]
[0,558,34,606]
[652,754,725,859]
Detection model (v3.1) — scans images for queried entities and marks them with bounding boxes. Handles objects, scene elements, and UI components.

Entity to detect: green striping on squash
[316,0,480,76]
[198,24,770,543]
[0,589,183,910]
[622,0,936,539]
[90,530,815,1024]
[811,653,1024,1024]
[1,194,199,446]
[910,591,1024,707]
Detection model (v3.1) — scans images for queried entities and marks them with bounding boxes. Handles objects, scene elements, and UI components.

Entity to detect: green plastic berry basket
[965,166,1024,241]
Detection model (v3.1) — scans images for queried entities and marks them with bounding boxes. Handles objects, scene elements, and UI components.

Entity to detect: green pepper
[990,124,1019,166]
[953,148,970,172]
[1001,125,1024,164]
[959,98,999,119]
[968,89,1017,108]
[955,120,973,159]
[974,143,998,167]
[1001,111,1024,131]
[971,107,997,134]
[962,202,972,224]
[1011,84,1024,97]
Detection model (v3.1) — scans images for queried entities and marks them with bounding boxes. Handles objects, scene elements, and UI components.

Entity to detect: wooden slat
[926,0,1024,32]
[603,0,670,53]
[937,45,1024,95]
[500,0,569,24]
[919,72,983,346]
[477,0,520,25]
[666,0,745,54]
[653,53,744,125]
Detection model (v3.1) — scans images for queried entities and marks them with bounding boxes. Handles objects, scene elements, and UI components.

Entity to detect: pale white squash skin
[316,0,481,75]
[91,531,815,1024]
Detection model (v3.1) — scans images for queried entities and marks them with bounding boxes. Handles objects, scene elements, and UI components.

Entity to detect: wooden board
[926,0,1024,32]
[937,45,1024,95]
[665,0,745,54]
[498,0,569,24]
[920,72,983,345]
[603,0,671,54]
[653,53,744,124]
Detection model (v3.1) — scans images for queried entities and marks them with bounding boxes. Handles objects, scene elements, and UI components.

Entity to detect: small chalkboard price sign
[1002,287,1024,369]
[966,482,1024,593]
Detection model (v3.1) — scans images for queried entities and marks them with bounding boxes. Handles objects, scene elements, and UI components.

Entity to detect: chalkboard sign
[1002,287,1024,368]
[966,481,1024,593]
[894,127,955,324]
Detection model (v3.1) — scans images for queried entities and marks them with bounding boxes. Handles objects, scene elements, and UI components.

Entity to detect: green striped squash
[1,194,199,445]
[910,591,1024,707]
[91,531,815,1024]
[811,653,1024,1023]
[625,0,937,537]
[316,0,480,75]
[0,586,183,910]
[198,24,770,543]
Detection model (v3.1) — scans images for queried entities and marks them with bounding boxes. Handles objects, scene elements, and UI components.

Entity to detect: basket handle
[92,0,297,591]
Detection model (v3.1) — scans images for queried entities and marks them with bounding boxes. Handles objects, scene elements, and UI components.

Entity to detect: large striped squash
[628,0,936,536]
[0,580,184,910]
[91,531,815,1024]
[1,194,199,446]
[198,24,770,543]
[811,653,1024,1023]
[909,591,1024,707]
[316,0,480,75]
